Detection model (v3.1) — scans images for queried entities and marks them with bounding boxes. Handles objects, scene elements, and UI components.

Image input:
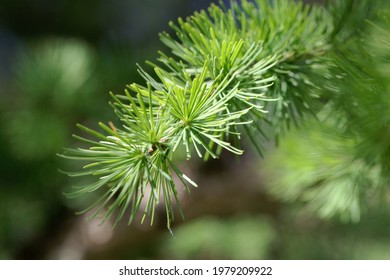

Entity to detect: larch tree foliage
[59,0,390,228]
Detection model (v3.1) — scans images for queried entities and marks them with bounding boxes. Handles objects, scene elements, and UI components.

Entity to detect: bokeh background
[1,0,390,260]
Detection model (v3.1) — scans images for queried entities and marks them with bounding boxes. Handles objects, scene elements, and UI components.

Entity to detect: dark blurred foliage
[1,0,390,260]
[0,0,217,259]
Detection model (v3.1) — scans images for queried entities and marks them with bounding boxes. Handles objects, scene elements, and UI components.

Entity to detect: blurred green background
[1,0,390,260]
